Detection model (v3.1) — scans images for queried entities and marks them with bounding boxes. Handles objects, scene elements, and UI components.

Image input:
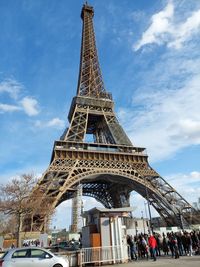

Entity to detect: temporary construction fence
[80,245,130,266]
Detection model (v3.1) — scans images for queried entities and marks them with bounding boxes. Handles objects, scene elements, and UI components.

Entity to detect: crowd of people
[127,230,200,261]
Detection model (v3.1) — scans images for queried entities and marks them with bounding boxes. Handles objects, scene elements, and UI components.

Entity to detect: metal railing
[80,245,130,266]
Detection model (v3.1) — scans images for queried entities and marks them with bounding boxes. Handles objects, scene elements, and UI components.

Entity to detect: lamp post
[144,176,153,234]
[179,211,184,231]
[141,211,145,234]
[135,221,138,237]
[144,201,148,218]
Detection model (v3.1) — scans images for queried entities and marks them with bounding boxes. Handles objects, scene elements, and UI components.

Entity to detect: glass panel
[30,249,51,258]
[12,250,28,258]
[1,251,9,259]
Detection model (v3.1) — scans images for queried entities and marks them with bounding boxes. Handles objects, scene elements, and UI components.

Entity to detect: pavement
[104,255,200,267]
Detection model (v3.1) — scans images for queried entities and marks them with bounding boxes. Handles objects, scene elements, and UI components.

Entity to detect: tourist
[176,232,184,256]
[185,232,193,256]
[181,232,187,255]
[127,235,137,261]
[155,233,162,256]
[172,234,179,259]
[162,233,169,256]
[11,243,15,249]
[168,233,175,257]
[148,234,157,261]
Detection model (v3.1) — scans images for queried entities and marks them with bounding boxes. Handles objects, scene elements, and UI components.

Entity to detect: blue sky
[0,0,200,229]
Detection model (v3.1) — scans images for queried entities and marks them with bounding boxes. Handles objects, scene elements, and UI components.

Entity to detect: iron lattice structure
[23,3,199,232]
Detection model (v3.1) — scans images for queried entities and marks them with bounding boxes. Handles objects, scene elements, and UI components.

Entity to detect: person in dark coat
[127,235,137,261]
[162,233,169,256]
[172,234,179,259]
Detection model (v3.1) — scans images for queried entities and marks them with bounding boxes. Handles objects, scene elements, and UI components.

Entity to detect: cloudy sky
[0,0,200,229]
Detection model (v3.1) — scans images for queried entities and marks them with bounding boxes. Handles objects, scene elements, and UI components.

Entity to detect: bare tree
[0,174,39,247]
[0,213,17,236]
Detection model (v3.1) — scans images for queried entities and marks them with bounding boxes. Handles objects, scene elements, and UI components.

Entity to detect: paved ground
[1,251,199,266]
[104,256,200,267]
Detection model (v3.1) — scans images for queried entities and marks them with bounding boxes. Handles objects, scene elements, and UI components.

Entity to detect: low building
[81,207,136,263]
[123,217,150,236]
[82,207,134,248]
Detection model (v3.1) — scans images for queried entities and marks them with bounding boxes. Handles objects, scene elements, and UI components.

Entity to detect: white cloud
[46,118,65,128]
[169,9,200,49]
[0,78,23,99]
[134,2,174,50]
[82,196,103,211]
[20,97,40,116]
[119,29,200,162]
[134,1,200,50]
[167,171,200,204]
[35,117,65,129]
[119,72,200,162]
[0,103,21,113]
[0,97,40,116]
[168,171,200,186]
[174,119,200,144]
[0,78,40,117]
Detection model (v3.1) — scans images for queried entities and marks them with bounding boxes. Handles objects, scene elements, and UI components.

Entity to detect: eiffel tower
[24,3,199,232]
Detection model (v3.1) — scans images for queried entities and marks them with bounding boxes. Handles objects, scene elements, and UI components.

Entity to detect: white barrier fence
[80,245,130,266]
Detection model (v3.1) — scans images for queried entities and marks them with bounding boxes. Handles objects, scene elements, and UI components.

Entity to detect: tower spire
[62,3,131,144]
[77,3,110,99]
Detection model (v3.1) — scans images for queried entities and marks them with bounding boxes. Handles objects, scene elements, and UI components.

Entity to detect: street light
[144,176,153,234]
[135,221,138,236]
[141,211,145,234]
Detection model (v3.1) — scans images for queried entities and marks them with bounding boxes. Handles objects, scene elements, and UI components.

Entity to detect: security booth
[81,207,134,264]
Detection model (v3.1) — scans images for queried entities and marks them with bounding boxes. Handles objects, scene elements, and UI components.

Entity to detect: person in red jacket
[148,234,157,261]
